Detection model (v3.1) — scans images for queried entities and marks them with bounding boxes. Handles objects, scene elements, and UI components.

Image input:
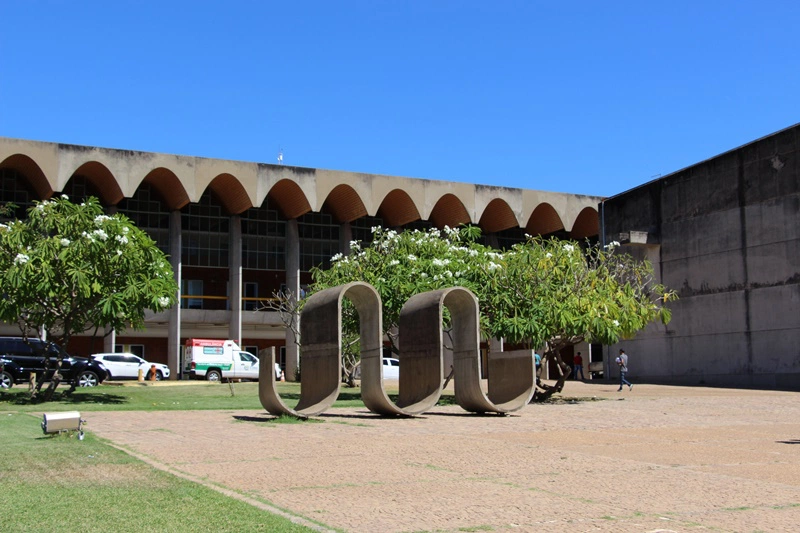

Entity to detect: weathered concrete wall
[603,124,800,389]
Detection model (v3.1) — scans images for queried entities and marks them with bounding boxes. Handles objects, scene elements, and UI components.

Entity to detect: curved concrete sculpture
[400,288,536,414]
[258,345,298,415]
[259,282,535,418]
[259,281,382,419]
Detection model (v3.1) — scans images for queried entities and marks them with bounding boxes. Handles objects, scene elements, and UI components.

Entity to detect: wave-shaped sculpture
[259,282,535,418]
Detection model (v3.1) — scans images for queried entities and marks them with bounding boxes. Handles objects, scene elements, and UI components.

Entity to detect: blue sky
[1,1,798,198]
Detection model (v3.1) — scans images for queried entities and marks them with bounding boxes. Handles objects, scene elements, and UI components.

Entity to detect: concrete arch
[429,193,472,229]
[268,179,312,220]
[259,281,384,419]
[0,139,59,197]
[399,287,535,414]
[321,184,368,223]
[479,198,518,233]
[69,161,124,205]
[526,202,565,236]
[377,189,421,227]
[569,206,599,239]
[205,173,253,215]
[193,157,258,211]
[0,153,53,200]
[140,167,191,211]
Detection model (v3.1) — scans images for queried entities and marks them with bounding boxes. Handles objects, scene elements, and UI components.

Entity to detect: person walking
[616,348,633,391]
[573,352,585,380]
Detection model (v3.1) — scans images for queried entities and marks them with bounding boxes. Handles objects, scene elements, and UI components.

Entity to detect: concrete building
[0,136,600,379]
[602,124,800,389]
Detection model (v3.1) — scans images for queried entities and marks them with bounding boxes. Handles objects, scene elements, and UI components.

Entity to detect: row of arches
[0,139,601,238]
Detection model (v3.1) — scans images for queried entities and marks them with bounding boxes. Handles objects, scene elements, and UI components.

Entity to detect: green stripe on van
[195,363,233,371]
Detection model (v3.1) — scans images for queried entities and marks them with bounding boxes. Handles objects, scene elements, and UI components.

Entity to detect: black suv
[0,337,108,389]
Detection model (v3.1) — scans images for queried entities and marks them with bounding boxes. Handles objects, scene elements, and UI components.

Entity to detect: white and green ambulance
[183,338,260,381]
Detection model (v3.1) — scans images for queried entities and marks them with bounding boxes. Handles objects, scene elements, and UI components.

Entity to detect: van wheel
[155,370,163,381]
[0,371,13,389]
[206,370,222,382]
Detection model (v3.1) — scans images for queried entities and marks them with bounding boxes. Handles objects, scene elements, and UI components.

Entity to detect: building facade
[0,137,601,379]
[602,124,800,389]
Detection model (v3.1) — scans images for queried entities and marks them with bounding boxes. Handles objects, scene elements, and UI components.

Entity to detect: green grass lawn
[0,380,454,413]
[0,381,361,412]
[0,412,328,532]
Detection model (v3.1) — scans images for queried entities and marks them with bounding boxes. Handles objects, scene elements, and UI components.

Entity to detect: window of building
[243,282,259,311]
[351,215,383,247]
[181,191,229,267]
[494,227,527,250]
[59,175,103,206]
[182,279,203,309]
[0,168,37,221]
[244,345,259,357]
[298,212,340,271]
[241,203,286,270]
[117,183,171,255]
[403,220,433,232]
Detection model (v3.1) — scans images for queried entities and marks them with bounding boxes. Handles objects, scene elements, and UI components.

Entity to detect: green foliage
[0,195,178,347]
[312,226,498,352]
[310,226,677,386]
[486,237,676,348]
[0,201,15,217]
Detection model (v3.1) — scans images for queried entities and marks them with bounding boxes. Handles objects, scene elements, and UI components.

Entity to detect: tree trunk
[41,373,61,402]
[531,343,571,402]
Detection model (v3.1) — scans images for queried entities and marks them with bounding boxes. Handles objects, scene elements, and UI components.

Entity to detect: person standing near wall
[573,352,585,380]
[616,348,633,391]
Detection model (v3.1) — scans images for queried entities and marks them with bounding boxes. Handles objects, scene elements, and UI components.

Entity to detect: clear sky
[1,1,798,198]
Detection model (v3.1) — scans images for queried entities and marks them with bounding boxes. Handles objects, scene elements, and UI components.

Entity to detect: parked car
[91,353,170,381]
[351,358,401,381]
[0,337,108,388]
[1,357,14,389]
[382,357,400,380]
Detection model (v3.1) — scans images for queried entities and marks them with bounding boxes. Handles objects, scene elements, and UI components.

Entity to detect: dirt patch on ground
[89,382,800,532]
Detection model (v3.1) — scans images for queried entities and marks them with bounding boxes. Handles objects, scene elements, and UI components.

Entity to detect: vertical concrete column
[340,221,353,255]
[285,218,301,381]
[103,328,116,353]
[229,214,242,344]
[168,210,182,379]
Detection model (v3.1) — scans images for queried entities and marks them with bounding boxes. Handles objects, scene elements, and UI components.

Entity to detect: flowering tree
[310,226,675,400]
[0,196,178,399]
[484,237,675,399]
